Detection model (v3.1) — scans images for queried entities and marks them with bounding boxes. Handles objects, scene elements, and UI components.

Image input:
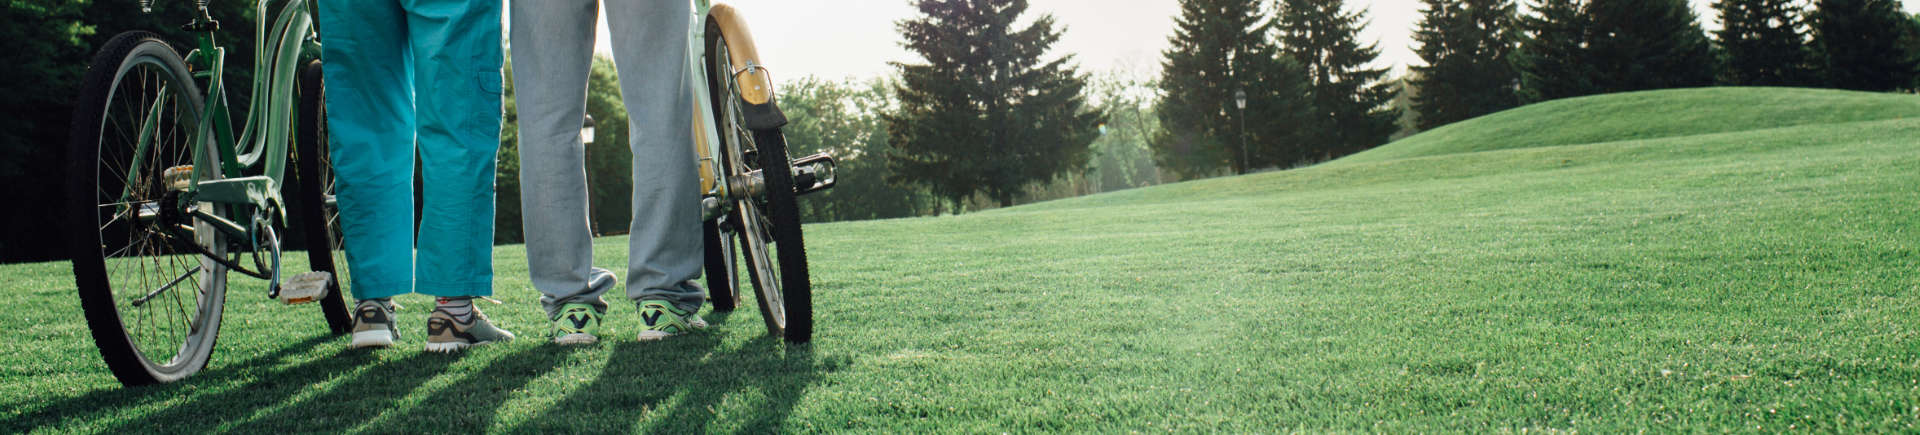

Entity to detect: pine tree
[1275,0,1398,158]
[1586,0,1717,93]
[1714,0,1818,86]
[1153,0,1314,178]
[1810,0,1920,91]
[1513,0,1596,103]
[1410,0,1520,130]
[886,0,1103,209]
[1910,12,1920,88]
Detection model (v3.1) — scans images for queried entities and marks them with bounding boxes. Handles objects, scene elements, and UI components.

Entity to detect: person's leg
[405,0,502,298]
[508,0,619,333]
[605,0,706,339]
[319,0,414,348]
[403,0,514,351]
[319,0,415,302]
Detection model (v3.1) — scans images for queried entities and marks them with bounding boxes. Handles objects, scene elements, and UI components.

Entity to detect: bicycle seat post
[184,1,220,32]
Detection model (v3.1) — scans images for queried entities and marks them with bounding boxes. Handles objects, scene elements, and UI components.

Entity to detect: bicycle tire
[749,129,813,343]
[66,31,227,386]
[703,218,740,311]
[704,20,813,343]
[294,60,353,335]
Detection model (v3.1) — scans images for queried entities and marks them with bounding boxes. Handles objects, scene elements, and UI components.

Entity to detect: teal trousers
[318,0,503,300]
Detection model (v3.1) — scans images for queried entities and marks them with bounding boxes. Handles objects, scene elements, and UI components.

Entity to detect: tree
[886,0,1103,209]
[1586,0,1717,93]
[1275,0,1398,159]
[0,1,90,263]
[1154,0,1314,179]
[1088,72,1165,190]
[1810,0,1920,91]
[1388,73,1424,140]
[1513,0,1596,103]
[1410,0,1520,130]
[497,55,522,244]
[1910,12,1920,88]
[1714,0,1819,86]
[1512,0,1714,102]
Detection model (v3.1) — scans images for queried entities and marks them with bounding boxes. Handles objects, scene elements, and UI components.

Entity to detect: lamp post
[582,114,597,235]
[1234,89,1247,174]
[581,114,597,145]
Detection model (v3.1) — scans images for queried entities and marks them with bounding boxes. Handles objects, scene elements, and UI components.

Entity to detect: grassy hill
[1337,87,1920,164]
[4,87,1918,432]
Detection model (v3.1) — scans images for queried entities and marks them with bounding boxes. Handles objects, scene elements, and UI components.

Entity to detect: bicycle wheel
[294,60,353,335]
[66,31,229,386]
[703,218,740,311]
[705,22,813,343]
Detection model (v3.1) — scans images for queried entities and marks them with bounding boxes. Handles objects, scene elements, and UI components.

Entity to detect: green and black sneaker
[636,300,707,341]
[551,303,602,345]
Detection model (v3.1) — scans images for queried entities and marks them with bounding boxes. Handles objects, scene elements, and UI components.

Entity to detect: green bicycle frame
[163,0,321,232]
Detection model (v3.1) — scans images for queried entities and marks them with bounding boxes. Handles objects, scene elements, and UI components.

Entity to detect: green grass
[5,87,1920,432]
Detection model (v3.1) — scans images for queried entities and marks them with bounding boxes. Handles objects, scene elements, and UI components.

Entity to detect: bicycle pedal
[164,165,193,191]
[277,271,332,305]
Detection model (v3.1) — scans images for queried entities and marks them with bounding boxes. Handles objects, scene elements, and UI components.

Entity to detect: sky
[591,0,1920,81]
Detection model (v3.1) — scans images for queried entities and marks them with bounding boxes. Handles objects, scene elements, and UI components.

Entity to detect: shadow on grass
[94,342,441,433]
[0,334,338,433]
[6,319,838,433]
[338,344,582,434]
[208,348,462,433]
[702,309,735,326]
[508,334,843,433]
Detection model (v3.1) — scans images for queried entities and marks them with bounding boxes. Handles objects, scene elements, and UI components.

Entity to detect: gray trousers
[510,0,704,316]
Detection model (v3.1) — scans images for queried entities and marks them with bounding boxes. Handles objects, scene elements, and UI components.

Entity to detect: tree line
[1418,0,1920,130]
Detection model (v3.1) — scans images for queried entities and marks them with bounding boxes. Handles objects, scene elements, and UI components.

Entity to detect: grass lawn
[4,87,1919,432]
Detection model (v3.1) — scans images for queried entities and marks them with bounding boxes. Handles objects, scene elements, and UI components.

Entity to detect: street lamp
[1234,89,1247,174]
[581,114,597,145]
[581,113,598,235]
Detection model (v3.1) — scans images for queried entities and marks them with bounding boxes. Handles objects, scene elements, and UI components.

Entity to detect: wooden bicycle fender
[708,3,774,106]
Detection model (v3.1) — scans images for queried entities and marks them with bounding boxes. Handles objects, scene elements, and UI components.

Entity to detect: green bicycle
[65,0,347,386]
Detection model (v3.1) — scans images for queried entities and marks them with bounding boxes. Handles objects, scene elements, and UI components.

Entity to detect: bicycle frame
[104,1,319,285]
[691,0,728,203]
[137,1,319,242]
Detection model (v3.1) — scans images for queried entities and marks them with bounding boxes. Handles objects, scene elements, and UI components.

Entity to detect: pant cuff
[349,279,414,300]
[416,279,493,298]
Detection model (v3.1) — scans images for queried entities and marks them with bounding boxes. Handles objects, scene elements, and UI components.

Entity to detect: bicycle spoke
[158,254,179,353]
[129,264,197,307]
[169,254,191,346]
[98,208,129,233]
[131,235,155,354]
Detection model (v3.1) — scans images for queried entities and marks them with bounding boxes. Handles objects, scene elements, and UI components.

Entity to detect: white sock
[436,297,474,320]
